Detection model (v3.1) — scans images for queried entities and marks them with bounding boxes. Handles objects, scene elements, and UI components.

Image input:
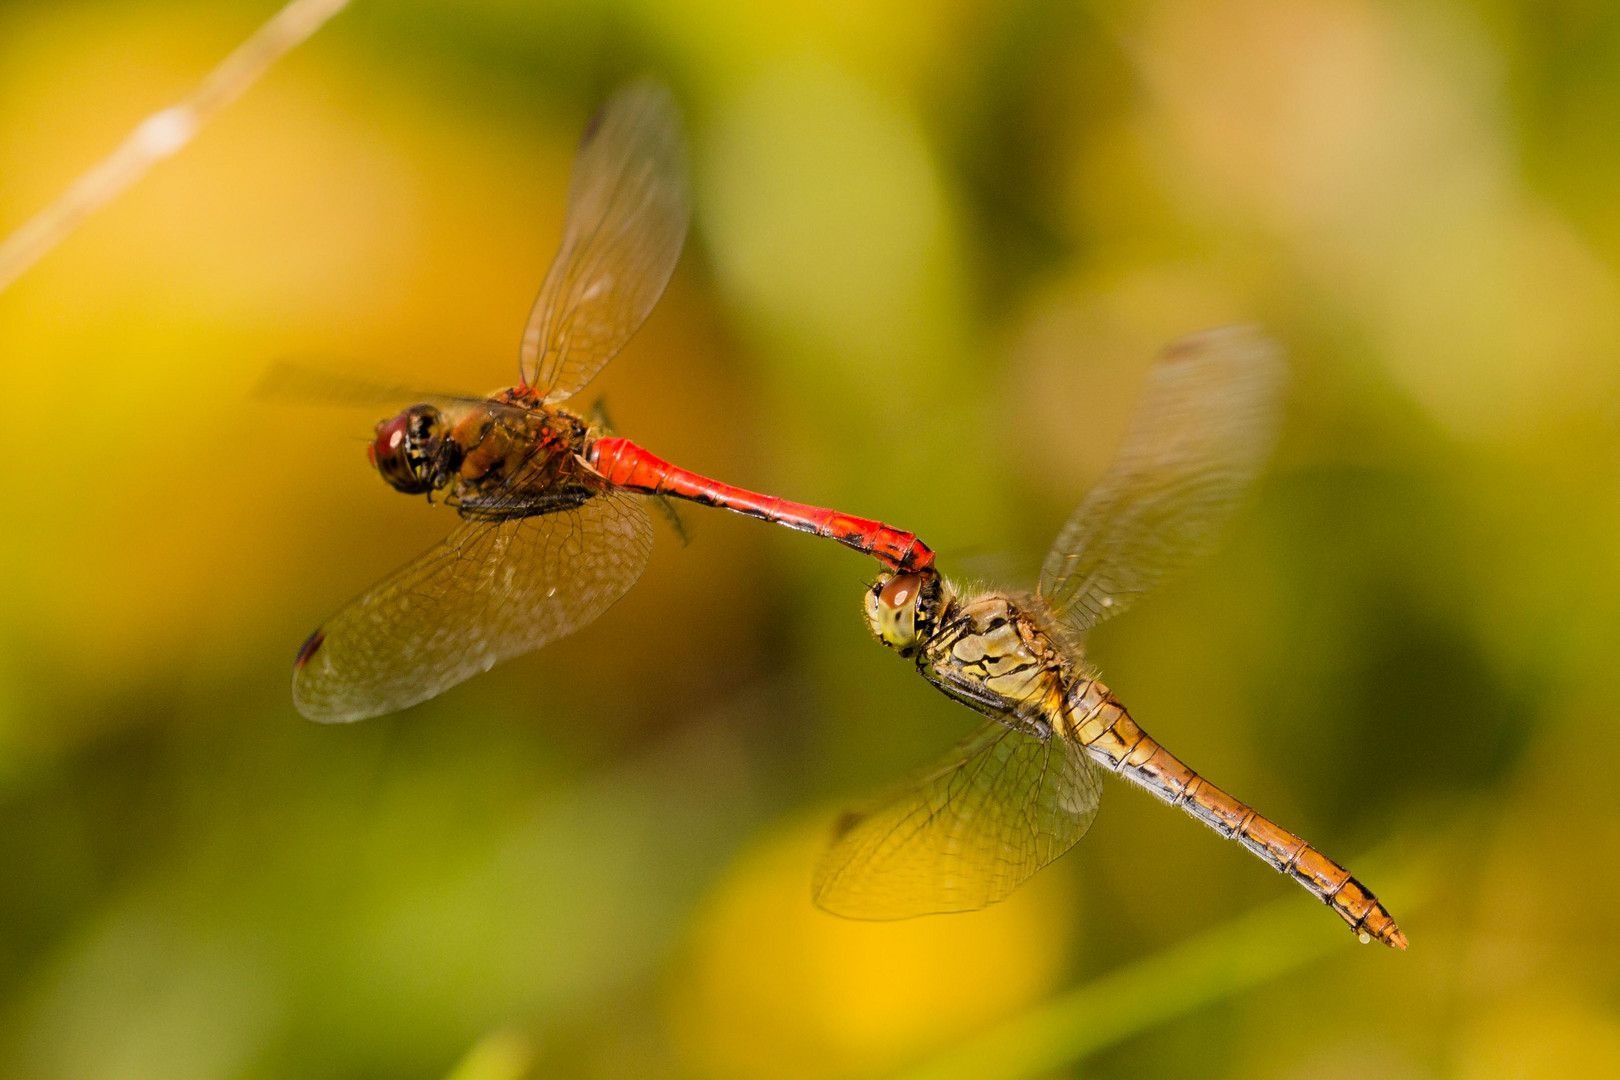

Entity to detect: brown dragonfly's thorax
[917,591,1072,736]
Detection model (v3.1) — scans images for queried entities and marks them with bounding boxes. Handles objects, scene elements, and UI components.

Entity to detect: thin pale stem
[0,0,353,294]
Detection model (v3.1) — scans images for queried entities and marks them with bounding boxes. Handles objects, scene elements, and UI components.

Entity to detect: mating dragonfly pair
[291,80,1405,950]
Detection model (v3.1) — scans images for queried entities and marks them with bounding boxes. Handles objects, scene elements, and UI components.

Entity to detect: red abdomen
[590,436,933,571]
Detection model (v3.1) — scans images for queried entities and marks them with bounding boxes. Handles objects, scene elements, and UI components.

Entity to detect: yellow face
[865,572,927,655]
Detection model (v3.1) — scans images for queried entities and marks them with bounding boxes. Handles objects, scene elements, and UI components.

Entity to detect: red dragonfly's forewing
[254,360,542,428]
[520,79,690,403]
[1038,326,1285,634]
[255,360,491,411]
[813,721,1104,919]
[294,493,653,723]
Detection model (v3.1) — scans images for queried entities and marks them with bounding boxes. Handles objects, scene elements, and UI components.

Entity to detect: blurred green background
[3,0,1619,1077]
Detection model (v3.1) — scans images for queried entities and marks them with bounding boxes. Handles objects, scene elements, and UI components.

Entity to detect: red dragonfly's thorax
[447,399,596,508]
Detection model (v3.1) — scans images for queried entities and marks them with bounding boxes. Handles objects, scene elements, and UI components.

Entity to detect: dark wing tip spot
[294,629,326,669]
[580,105,606,148]
[831,809,865,839]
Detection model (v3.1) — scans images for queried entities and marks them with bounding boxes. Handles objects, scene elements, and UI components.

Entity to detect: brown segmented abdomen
[1063,678,1407,949]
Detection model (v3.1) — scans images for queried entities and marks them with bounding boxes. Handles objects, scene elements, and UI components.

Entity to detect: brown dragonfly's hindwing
[1062,677,1407,949]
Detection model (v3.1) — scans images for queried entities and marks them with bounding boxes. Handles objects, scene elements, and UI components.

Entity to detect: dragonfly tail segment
[590,436,934,571]
[1065,678,1408,949]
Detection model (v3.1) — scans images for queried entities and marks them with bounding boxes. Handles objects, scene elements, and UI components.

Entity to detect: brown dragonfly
[819,327,1406,948]
[292,79,930,723]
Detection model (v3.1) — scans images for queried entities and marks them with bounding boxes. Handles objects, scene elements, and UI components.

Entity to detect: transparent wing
[293,494,652,723]
[520,78,690,402]
[254,360,525,417]
[813,722,1104,919]
[1038,326,1285,633]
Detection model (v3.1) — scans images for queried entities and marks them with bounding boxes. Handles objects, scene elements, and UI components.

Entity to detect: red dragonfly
[292,80,931,723]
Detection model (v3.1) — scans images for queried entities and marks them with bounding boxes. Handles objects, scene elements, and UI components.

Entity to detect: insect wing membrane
[1038,326,1285,633]
[520,79,691,402]
[813,721,1104,918]
[253,360,532,417]
[294,494,653,722]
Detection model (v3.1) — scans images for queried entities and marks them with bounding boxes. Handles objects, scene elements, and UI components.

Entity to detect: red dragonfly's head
[368,404,453,495]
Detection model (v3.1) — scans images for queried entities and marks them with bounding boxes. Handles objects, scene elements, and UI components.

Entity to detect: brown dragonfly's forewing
[813,720,1104,919]
[293,493,652,723]
[520,78,691,403]
[1038,326,1285,633]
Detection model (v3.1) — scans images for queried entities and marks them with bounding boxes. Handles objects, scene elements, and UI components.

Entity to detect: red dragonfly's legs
[590,436,934,572]
[1065,679,1408,949]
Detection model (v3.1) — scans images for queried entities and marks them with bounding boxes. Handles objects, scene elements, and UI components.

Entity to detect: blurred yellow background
[3,0,1619,1077]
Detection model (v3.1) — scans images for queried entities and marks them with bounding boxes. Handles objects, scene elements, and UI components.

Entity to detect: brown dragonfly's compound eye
[879,574,923,611]
[866,573,924,653]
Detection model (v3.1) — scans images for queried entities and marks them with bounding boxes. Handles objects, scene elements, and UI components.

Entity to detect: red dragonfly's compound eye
[369,407,442,495]
[369,413,409,469]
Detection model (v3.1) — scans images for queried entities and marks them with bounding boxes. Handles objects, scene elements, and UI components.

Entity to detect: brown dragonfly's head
[864,570,945,659]
[368,404,455,495]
